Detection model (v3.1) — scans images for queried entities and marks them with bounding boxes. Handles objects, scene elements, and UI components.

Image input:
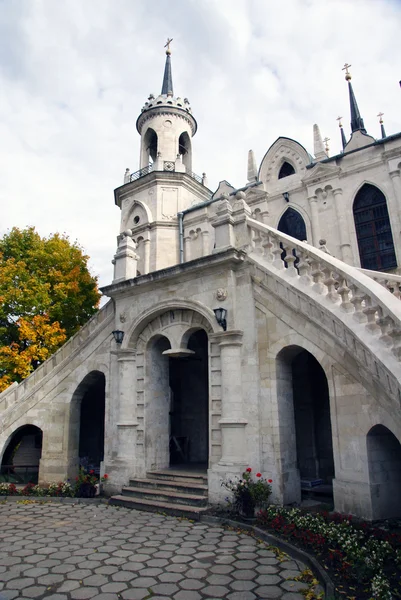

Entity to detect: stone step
[109,495,208,520]
[121,485,207,507]
[129,477,208,496]
[146,469,208,485]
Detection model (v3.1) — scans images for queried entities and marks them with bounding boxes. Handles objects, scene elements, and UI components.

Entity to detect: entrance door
[169,330,209,466]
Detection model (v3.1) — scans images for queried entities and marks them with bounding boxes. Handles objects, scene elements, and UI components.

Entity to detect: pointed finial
[377,112,386,139]
[313,124,327,160]
[342,63,352,81]
[247,149,258,182]
[337,116,347,150]
[323,137,330,154]
[164,38,173,55]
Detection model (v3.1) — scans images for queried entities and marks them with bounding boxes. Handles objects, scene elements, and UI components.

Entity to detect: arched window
[278,161,295,179]
[179,132,192,172]
[143,127,158,164]
[353,184,396,271]
[278,208,306,241]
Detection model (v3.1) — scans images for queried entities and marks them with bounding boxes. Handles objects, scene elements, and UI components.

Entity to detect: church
[1,45,401,521]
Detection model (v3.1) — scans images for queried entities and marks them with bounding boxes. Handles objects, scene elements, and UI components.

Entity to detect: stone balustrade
[246,217,401,362]
[0,301,114,415]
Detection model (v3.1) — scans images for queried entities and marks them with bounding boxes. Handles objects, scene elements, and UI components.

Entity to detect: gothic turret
[136,42,197,172]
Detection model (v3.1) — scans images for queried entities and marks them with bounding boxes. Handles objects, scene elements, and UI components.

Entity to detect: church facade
[1,49,401,521]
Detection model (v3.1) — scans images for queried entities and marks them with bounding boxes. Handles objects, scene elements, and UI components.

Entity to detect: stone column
[201,230,210,256]
[333,188,353,264]
[116,349,138,460]
[308,195,321,245]
[389,170,401,262]
[216,331,248,466]
[184,235,191,261]
[143,238,150,274]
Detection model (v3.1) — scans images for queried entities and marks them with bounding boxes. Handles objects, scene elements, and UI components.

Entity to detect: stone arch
[367,424,401,519]
[274,344,334,505]
[0,424,43,484]
[352,183,396,270]
[68,370,106,477]
[259,137,311,184]
[125,299,217,350]
[127,200,152,230]
[277,206,307,241]
[278,161,296,179]
[179,131,192,172]
[141,126,158,167]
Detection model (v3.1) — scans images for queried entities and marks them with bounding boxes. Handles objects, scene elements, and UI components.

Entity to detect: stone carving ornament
[216,288,228,301]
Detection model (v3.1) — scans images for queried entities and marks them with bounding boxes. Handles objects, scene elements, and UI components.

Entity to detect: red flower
[103,474,108,479]
[89,470,94,475]
[256,473,262,478]
[268,479,273,483]
[75,476,79,481]
[246,467,252,473]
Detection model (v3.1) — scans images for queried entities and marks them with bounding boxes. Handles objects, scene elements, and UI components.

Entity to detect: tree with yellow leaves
[0,227,100,392]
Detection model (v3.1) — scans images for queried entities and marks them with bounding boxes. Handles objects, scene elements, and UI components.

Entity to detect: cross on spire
[342,63,352,81]
[164,38,173,55]
[323,137,330,153]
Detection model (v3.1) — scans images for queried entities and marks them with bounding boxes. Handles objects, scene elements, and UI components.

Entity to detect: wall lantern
[283,191,290,202]
[112,330,125,344]
[213,307,227,331]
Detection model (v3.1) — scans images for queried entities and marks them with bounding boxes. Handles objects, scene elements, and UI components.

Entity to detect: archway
[169,330,209,466]
[145,329,209,472]
[69,371,106,475]
[179,132,192,172]
[367,425,401,519]
[278,208,307,266]
[0,425,43,484]
[276,346,334,504]
[140,127,158,168]
[278,161,295,179]
[353,184,396,270]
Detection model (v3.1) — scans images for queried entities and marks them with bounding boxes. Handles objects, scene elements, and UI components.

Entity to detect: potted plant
[222,468,272,519]
[75,468,109,498]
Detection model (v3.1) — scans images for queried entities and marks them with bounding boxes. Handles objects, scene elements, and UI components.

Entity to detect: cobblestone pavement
[0,502,324,600]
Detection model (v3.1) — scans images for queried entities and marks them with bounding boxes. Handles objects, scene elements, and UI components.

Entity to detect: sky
[1,0,400,291]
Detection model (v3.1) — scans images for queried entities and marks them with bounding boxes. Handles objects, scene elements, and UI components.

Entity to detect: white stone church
[1,49,401,521]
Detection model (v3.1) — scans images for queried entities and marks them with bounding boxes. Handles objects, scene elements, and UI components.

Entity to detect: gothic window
[278,208,306,241]
[278,161,295,179]
[353,184,396,271]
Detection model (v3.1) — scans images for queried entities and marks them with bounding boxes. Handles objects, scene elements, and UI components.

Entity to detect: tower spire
[342,63,366,134]
[313,124,327,160]
[162,38,174,97]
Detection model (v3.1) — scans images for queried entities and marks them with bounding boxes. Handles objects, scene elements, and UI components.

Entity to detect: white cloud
[1,0,400,289]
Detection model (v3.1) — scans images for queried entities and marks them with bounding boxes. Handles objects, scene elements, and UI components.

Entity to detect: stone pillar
[389,170,401,262]
[116,349,138,461]
[184,235,191,261]
[333,188,353,264]
[307,195,321,245]
[112,231,138,283]
[211,196,235,251]
[143,238,150,274]
[217,331,248,466]
[201,230,210,256]
[232,191,252,249]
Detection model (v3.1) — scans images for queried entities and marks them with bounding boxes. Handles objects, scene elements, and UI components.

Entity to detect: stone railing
[246,217,401,362]
[358,268,401,298]
[0,300,114,414]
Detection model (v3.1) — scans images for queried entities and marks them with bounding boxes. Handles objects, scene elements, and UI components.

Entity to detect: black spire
[161,42,173,96]
[342,64,366,134]
[337,117,347,150]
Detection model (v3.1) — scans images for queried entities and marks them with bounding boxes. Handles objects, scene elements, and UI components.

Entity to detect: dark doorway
[367,425,401,519]
[75,372,105,473]
[0,425,43,484]
[292,351,334,493]
[169,330,209,466]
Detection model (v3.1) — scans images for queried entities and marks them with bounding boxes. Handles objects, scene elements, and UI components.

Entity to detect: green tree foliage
[0,227,100,391]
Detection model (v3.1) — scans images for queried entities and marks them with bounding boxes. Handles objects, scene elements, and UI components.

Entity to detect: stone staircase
[109,470,209,520]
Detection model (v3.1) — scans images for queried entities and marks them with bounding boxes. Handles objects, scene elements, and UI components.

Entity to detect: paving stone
[68,568,93,580]
[281,581,309,592]
[232,569,257,581]
[234,559,258,569]
[185,568,208,578]
[5,577,35,590]
[280,560,299,570]
[158,572,184,583]
[230,579,258,591]
[129,576,157,587]
[179,578,205,590]
[202,585,230,597]
[173,591,202,600]
[207,573,233,585]
[100,582,128,593]
[57,580,81,592]
[227,592,257,600]
[281,593,306,599]
[52,563,76,574]
[44,595,69,600]
[83,574,109,586]
[70,589,99,600]
[254,585,283,598]
[280,569,302,579]
[256,574,282,585]
[256,564,279,574]
[19,585,47,598]
[151,583,180,595]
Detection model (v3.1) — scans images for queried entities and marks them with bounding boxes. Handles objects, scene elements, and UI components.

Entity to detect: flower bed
[0,469,109,498]
[257,505,401,599]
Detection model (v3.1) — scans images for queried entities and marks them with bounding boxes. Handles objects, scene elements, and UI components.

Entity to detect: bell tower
[113,41,210,277]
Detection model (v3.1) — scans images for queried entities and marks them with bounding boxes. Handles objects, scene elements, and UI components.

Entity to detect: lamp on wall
[112,330,125,344]
[283,191,290,202]
[213,307,227,331]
